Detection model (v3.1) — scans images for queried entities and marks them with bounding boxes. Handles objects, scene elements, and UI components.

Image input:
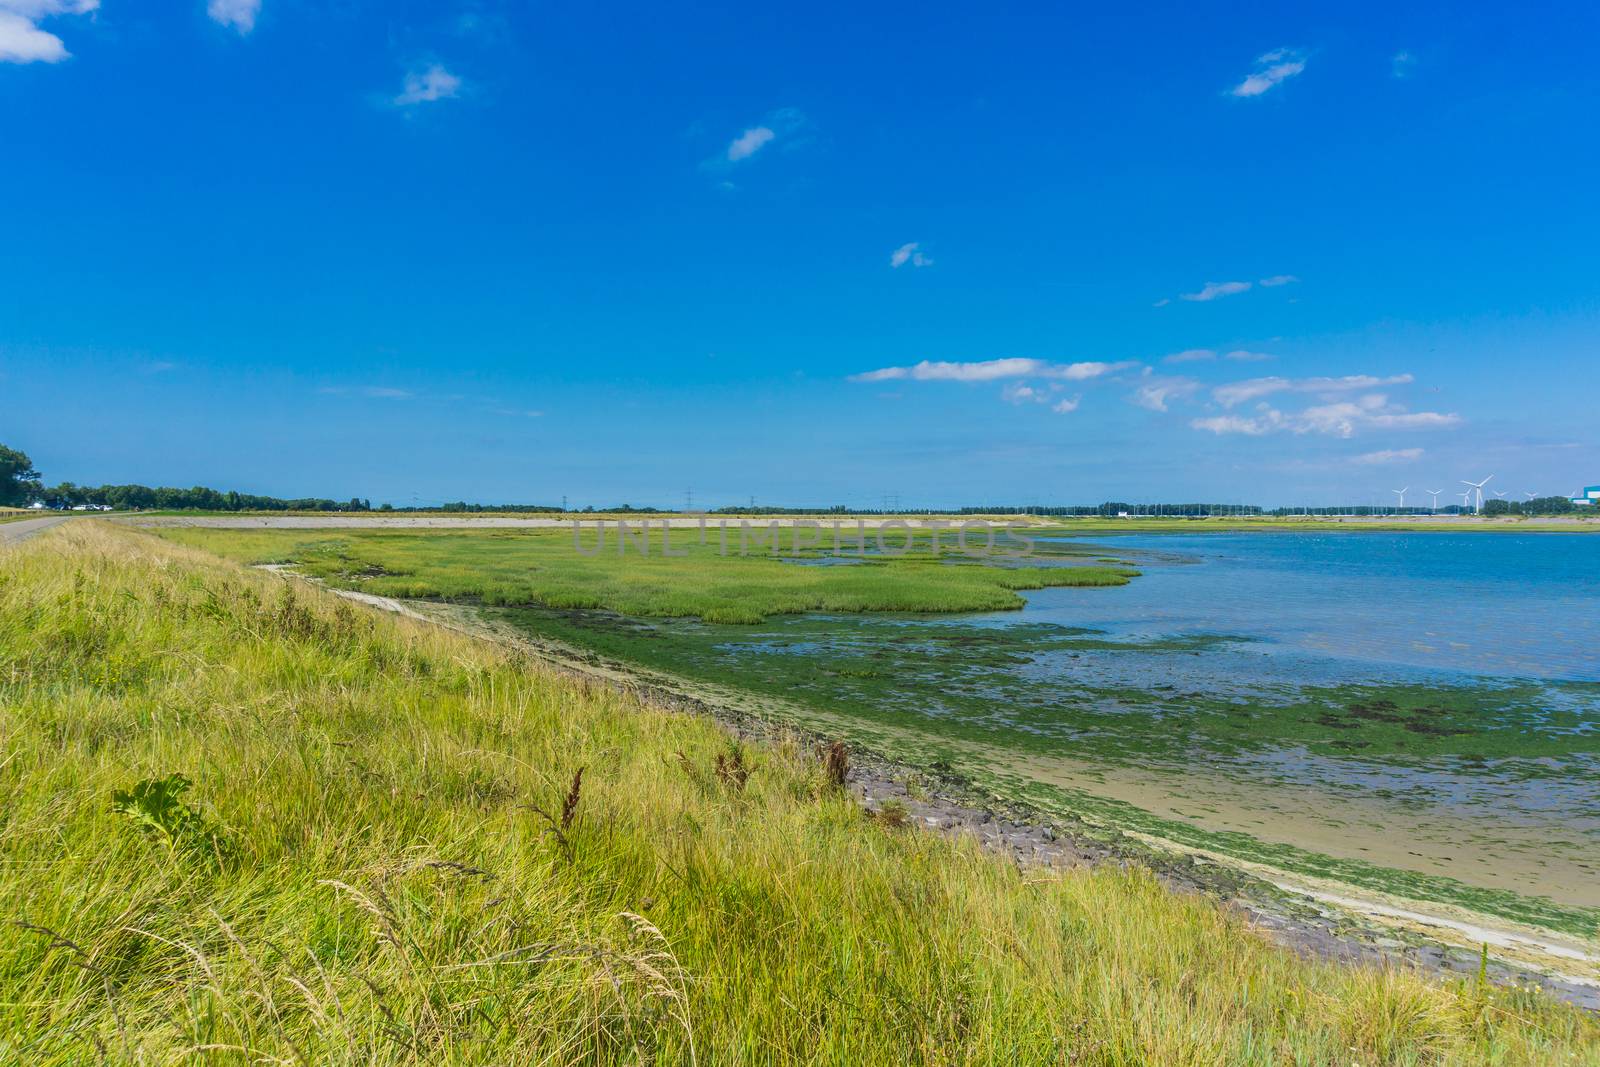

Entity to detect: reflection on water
[1009,532,1600,682]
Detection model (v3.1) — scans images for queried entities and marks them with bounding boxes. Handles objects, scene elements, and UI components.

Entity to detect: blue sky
[2,1,1597,507]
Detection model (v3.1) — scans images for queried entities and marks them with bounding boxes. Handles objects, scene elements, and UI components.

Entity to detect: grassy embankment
[4,524,1598,1063]
[147,526,1138,624]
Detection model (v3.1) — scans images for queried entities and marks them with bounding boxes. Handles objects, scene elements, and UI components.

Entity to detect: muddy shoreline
[259,566,1600,1009]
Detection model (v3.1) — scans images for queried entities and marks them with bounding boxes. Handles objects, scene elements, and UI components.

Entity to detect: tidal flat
[148,524,1600,939]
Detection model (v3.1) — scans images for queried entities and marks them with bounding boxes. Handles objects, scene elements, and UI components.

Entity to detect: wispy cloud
[1213,373,1414,408]
[141,360,178,375]
[320,385,414,399]
[1190,414,1273,436]
[890,242,932,269]
[714,108,808,167]
[1391,51,1416,78]
[1131,375,1201,412]
[1193,391,1458,439]
[1164,349,1215,364]
[1158,276,1295,306]
[394,64,462,107]
[1224,349,1275,362]
[1002,381,1081,414]
[1182,280,1252,302]
[207,0,260,34]
[0,0,96,63]
[851,358,1137,384]
[1353,447,1424,465]
[1229,48,1308,98]
[727,126,774,162]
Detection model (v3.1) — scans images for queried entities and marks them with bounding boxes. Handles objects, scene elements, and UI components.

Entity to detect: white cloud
[1212,376,1291,407]
[394,64,462,106]
[1224,349,1275,362]
[1152,298,1171,308]
[207,0,259,34]
[1213,373,1413,408]
[1132,376,1201,412]
[1051,360,1138,380]
[710,109,808,170]
[0,0,96,63]
[1160,277,1293,304]
[850,358,1136,384]
[1164,349,1216,364]
[1352,448,1424,465]
[1229,48,1308,98]
[1192,392,1458,439]
[320,385,414,399]
[1391,51,1416,78]
[1194,373,1458,439]
[890,242,932,269]
[1191,414,1275,436]
[1182,280,1252,302]
[1002,381,1081,414]
[727,126,775,162]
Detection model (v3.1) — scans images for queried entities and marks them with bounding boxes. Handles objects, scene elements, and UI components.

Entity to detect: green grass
[146,526,1140,624]
[3,524,1598,1064]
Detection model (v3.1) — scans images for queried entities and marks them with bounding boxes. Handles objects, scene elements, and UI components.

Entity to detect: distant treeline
[6,442,1589,516]
[434,501,563,513]
[1481,496,1581,516]
[960,503,1267,516]
[36,484,377,512]
[31,485,568,513]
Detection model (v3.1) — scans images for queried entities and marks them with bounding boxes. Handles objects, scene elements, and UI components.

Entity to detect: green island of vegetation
[147,525,1139,624]
[3,523,1598,1064]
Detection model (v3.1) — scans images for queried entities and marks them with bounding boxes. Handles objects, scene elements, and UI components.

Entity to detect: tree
[0,445,42,506]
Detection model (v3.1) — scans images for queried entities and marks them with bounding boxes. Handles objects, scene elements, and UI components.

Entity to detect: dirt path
[0,516,68,545]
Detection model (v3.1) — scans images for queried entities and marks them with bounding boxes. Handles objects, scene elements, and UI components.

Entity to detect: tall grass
[1,523,1596,1064]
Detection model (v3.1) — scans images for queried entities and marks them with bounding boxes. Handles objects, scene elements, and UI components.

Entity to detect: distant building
[1571,485,1600,506]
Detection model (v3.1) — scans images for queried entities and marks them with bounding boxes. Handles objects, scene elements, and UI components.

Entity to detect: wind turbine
[1524,491,1538,502]
[1392,487,1409,512]
[1426,489,1442,512]
[1457,490,1472,512]
[1461,475,1493,513]
[1492,489,1508,500]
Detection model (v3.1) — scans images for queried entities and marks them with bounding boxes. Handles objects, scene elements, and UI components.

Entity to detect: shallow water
[1018,531,1599,682]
